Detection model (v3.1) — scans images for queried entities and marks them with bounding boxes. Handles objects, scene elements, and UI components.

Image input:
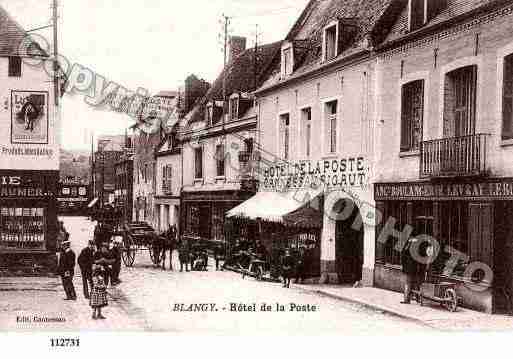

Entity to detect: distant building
[57,176,90,215]
[114,150,134,224]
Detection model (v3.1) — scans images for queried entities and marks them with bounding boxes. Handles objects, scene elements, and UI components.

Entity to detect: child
[90,264,108,319]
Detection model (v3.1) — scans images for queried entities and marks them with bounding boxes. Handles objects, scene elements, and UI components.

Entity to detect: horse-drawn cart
[121,222,165,267]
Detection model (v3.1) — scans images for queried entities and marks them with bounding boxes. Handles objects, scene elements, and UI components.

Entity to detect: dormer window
[409,0,446,32]
[281,43,294,77]
[323,22,338,61]
[229,96,239,120]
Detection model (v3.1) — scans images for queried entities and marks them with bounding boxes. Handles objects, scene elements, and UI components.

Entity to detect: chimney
[228,36,247,63]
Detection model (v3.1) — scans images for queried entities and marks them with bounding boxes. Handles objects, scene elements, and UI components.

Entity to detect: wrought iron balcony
[420,134,489,178]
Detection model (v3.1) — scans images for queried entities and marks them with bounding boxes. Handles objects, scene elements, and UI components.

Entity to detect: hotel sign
[262,157,369,191]
[375,179,513,201]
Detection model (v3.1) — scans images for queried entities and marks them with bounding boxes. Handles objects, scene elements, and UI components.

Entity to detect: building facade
[114,151,134,224]
[179,37,282,247]
[0,6,61,274]
[373,0,513,314]
[57,176,90,215]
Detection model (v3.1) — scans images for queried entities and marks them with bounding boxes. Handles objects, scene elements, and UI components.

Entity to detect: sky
[0,0,309,150]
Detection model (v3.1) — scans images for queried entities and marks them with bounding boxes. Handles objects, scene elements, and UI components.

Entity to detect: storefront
[374,178,513,314]
[0,170,59,275]
[154,196,180,233]
[180,190,255,248]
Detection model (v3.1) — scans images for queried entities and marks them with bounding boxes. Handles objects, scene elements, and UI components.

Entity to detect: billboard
[10,90,49,144]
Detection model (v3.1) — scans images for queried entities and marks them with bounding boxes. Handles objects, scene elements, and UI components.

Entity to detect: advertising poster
[10,91,49,145]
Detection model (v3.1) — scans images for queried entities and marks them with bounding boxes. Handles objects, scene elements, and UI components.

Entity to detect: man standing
[57,240,77,300]
[400,237,427,304]
[94,242,115,286]
[110,239,122,285]
[77,240,95,299]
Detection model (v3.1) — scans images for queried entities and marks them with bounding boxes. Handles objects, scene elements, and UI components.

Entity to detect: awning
[87,197,99,208]
[226,188,323,226]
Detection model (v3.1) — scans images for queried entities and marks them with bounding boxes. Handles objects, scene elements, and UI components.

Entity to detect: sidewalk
[296,284,513,331]
[0,276,146,331]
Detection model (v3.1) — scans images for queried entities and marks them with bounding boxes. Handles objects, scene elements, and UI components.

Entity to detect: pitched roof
[185,41,283,125]
[0,5,39,57]
[381,0,508,46]
[155,90,179,98]
[257,0,397,92]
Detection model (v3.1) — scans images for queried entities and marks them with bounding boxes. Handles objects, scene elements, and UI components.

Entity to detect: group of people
[56,221,124,320]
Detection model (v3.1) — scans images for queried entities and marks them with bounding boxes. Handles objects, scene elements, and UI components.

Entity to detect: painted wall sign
[375,179,513,201]
[0,171,57,199]
[11,91,49,144]
[262,157,369,191]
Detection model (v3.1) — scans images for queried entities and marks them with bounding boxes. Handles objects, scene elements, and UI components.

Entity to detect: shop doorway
[334,199,364,284]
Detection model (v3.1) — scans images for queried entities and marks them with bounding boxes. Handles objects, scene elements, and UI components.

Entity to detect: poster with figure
[10,91,49,144]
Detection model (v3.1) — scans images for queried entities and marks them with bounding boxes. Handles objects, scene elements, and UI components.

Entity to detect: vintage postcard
[2,0,513,345]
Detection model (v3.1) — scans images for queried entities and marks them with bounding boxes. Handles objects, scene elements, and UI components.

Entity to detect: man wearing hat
[57,239,77,300]
[110,238,122,285]
[78,240,96,299]
[94,242,115,285]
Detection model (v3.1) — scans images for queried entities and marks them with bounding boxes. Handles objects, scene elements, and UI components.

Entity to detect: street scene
[3,0,513,338]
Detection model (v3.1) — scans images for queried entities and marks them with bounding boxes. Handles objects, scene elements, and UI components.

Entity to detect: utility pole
[253,24,259,92]
[221,14,230,132]
[52,0,59,107]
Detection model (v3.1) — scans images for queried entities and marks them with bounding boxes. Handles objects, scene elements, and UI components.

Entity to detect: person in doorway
[57,240,77,300]
[400,237,428,304]
[281,249,295,288]
[77,240,96,299]
[90,264,108,320]
[110,239,122,285]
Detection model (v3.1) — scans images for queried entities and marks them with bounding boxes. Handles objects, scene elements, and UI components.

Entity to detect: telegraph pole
[253,24,259,91]
[221,14,230,125]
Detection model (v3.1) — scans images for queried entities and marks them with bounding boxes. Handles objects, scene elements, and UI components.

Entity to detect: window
[62,187,70,195]
[244,138,254,154]
[282,46,293,77]
[205,104,213,125]
[0,207,45,250]
[409,0,425,32]
[162,165,172,195]
[215,144,225,177]
[279,114,290,159]
[230,98,239,120]
[8,56,21,77]
[382,202,408,266]
[194,147,203,179]
[325,100,338,153]
[301,107,312,157]
[503,54,513,139]
[324,24,337,61]
[400,80,424,152]
[443,66,476,138]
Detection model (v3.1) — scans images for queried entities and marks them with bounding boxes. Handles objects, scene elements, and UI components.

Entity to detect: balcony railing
[420,133,489,178]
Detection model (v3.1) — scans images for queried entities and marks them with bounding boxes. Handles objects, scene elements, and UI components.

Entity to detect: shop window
[215,144,225,177]
[212,205,226,242]
[62,187,70,195]
[502,53,513,139]
[194,147,203,179]
[439,201,469,276]
[0,207,45,250]
[400,80,424,152]
[8,56,21,77]
[325,100,338,154]
[382,201,408,266]
[443,65,477,138]
[279,113,290,160]
[301,107,312,157]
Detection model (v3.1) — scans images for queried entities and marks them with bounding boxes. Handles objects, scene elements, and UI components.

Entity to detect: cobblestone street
[5,216,508,333]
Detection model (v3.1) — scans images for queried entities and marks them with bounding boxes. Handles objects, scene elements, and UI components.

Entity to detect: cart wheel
[443,288,458,312]
[122,236,136,267]
[150,243,164,265]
